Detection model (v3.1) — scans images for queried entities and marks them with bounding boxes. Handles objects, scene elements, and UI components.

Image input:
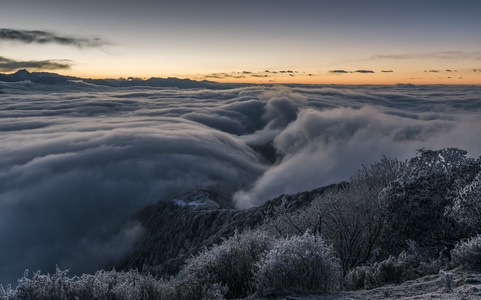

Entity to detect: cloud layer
[1,82,480,283]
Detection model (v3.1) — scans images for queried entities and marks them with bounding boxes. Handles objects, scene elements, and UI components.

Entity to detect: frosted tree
[379,148,481,254]
[448,172,481,232]
[451,234,481,268]
[266,156,402,273]
[177,229,274,299]
[254,232,341,296]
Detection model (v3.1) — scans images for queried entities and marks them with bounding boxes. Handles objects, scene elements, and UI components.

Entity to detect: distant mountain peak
[13,69,31,80]
[15,69,31,75]
[0,70,230,89]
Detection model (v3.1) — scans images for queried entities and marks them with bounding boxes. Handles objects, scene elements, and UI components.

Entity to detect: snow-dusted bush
[254,232,341,296]
[379,148,480,254]
[344,249,440,290]
[344,253,409,290]
[0,285,15,300]
[0,284,14,300]
[11,268,168,300]
[448,172,481,232]
[177,229,274,299]
[451,234,481,269]
[350,155,404,192]
[200,283,229,300]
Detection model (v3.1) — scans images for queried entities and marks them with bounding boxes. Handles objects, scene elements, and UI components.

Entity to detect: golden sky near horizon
[1,0,481,84]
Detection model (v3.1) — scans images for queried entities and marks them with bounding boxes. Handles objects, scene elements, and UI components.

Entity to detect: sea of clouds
[1,81,480,284]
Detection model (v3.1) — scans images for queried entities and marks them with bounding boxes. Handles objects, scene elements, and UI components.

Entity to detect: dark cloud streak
[354,70,375,73]
[0,56,71,72]
[329,70,375,74]
[0,28,109,48]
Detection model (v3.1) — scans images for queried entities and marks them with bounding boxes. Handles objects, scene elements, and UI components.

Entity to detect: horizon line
[1,68,480,86]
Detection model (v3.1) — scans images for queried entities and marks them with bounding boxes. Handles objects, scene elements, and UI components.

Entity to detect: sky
[1,0,481,84]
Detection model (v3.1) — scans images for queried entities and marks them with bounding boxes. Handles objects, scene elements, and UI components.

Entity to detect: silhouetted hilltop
[0,69,227,88]
[0,69,71,84]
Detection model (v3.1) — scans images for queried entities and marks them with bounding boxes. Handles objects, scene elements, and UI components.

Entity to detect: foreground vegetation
[2,148,480,299]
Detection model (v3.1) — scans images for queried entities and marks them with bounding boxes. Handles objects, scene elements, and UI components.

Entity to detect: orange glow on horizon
[37,68,481,86]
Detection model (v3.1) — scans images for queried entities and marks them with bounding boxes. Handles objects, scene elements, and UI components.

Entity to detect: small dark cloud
[204,73,246,79]
[354,70,375,73]
[446,69,453,72]
[381,70,394,73]
[424,70,440,73]
[329,69,375,74]
[0,28,109,48]
[251,74,270,78]
[242,71,252,74]
[276,70,296,74]
[329,70,349,74]
[0,56,71,72]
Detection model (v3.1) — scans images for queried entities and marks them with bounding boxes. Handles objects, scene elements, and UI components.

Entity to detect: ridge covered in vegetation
[2,148,481,299]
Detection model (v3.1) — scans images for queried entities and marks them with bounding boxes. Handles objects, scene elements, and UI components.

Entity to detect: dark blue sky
[1,0,480,83]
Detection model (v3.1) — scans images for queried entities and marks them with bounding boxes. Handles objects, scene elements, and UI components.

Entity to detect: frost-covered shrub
[379,148,480,254]
[350,155,404,192]
[254,232,341,296]
[12,268,168,300]
[15,268,74,300]
[451,234,481,269]
[0,283,15,300]
[448,172,481,232]
[177,229,274,299]
[200,283,228,300]
[344,249,440,290]
[344,254,408,290]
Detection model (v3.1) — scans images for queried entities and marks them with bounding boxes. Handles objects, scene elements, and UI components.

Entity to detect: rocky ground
[264,268,481,300]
